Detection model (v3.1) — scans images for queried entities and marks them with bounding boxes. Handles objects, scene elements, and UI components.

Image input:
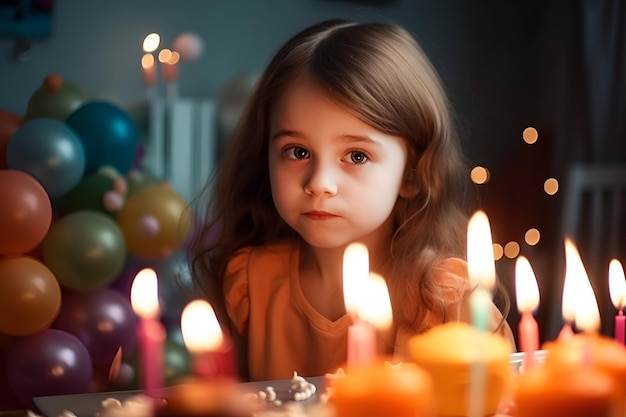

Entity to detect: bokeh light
[544,178,559,195]
[470,166,490,185]
[493,243,504,261]
[523,127,538,144]
[504,241,520,259]
[525,228,541,246]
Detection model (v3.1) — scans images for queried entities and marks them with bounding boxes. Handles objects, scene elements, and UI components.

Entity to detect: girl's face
[268,77,409,249]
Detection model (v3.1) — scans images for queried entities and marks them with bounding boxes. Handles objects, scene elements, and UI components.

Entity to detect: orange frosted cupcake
[408,322,512,416]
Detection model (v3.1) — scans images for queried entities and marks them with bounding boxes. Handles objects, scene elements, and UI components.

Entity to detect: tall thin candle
[609,259,626,345]
[466,210,496,417]
[343,244,392,368]
[130,268,165,398]
[515,256,540,369]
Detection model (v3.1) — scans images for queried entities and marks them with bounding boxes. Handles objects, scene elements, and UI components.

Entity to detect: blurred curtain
[542,0,626,340]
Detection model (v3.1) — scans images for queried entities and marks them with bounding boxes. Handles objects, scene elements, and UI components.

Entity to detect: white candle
[130,268,165,398]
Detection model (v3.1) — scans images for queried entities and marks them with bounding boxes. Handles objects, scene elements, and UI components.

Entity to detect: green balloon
[42,210,126,290]
[59,172,115,217]
[26,76,88,121]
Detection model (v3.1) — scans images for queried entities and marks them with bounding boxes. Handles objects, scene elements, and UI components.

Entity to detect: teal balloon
[66,101,139,175]
[6,118,86,199]
[42,211,126,291]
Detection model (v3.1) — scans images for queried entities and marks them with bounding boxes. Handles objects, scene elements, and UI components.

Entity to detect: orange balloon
[0,170,52,255]
[0,256,61,336]
[0,110,24,168]
[117,183,191,259]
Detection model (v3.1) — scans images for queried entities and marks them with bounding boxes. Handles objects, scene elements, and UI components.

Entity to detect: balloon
[52,289,137,366]
[6,118,86,198]
[66,101,139,174]
[126,169,162,195]
[117,184,192,259]
[0,256,61,336]
[0,109,24,168]
[0,169,52,255]
[25,74,88,121]
[6,329,92,406]
[42,211,126,291]
[173,32,204,61]
[58,171,121,217]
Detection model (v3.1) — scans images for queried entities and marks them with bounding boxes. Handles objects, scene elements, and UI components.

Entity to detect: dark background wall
[0,0,611,344]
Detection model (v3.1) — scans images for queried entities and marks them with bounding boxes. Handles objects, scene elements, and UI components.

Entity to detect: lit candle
[141,53,156,88]
[609,259,626,345]
[181,299,235,378]
[467,210,496,331]
[130,268,165,398]
[466,210,496,417]
[142,32,160,99]
[343,243,375,367]
[564,238,600,334]
[342,243,392,368]
[515,255,540,369]
[158,48,180,102]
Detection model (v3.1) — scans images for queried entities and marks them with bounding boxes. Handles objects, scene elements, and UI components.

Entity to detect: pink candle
[342,244,392,368]
[181,299,236,378]
[609,259,626,345]
[347,317,377,367]
[130,268,165,398]
[515,256,540,369]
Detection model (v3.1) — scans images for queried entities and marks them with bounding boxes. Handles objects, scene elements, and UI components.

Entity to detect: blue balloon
[66,101,139,174]
[6,118,86,199]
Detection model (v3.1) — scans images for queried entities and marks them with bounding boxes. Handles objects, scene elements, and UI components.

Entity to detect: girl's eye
[285,146,309,160]
[345,151,368,165]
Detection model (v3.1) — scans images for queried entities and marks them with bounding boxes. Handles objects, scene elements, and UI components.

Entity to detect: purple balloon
[6,329,92,406]
[52,289,138,366]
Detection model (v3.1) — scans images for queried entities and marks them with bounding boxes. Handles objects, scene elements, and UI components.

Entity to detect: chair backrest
[554,163,626,336]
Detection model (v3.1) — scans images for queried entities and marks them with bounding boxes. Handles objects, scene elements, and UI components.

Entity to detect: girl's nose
[304,161,338,196]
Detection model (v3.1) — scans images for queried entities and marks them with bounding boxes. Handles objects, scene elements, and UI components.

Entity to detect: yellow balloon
[117,183,191,259]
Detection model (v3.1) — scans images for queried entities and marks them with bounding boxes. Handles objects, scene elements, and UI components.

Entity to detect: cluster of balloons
[0,74,196,410]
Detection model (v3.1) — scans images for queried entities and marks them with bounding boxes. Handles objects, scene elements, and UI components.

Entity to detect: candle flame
[343,243,369,315]
[357,273,393,330]
[609,259,626,310]
[130,268,160,319]
[158,49,172,64]
[181,300,224,353]
[141,53,154,70]
[515,256,540,313]
[467,210,496,289]
[563,238,600,332]
[143,33,160,53]
[168,51,180,65]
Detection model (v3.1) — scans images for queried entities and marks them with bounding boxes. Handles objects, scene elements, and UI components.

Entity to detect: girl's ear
[399,169,419,199]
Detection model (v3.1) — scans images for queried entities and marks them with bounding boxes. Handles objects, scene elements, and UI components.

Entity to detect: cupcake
[408,322,512,416]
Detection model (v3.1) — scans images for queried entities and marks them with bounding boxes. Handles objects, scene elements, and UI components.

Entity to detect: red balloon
[0,170,52,255]
[0,110,24,168]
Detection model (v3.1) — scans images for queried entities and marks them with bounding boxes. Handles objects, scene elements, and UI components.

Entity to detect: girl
[189,19,514,381]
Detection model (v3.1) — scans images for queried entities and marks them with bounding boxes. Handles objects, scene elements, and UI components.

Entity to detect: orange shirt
[224,242,515,381]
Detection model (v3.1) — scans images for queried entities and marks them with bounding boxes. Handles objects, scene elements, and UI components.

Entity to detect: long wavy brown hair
[188,19,508,340]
